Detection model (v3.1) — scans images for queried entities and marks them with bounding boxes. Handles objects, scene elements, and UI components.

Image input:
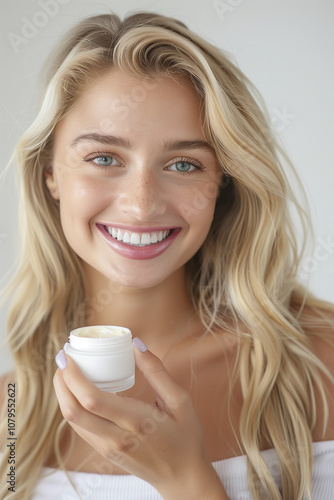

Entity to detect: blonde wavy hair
[0,12,333,500]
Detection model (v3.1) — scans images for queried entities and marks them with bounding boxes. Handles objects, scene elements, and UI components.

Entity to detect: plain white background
[0,0,333,375]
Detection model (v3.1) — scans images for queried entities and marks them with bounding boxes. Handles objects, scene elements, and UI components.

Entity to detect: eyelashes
[83,151,121,168]
[83,152,206,174]
[167,158,206,174]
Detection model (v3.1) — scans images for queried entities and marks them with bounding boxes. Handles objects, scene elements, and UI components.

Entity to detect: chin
[101,269,170,290]
[116,276,168,290]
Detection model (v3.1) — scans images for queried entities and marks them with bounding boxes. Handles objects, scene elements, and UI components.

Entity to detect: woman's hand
[53,338,228,499]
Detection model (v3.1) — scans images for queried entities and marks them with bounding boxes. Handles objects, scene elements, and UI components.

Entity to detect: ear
[221,174,231,189]
[44,165,60,200]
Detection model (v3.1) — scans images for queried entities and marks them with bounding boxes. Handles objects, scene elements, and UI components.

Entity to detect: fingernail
[133,337,147,352]
[55,349,67,370]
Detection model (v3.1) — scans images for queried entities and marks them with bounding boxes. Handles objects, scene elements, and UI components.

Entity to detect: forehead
[55,68,205,143]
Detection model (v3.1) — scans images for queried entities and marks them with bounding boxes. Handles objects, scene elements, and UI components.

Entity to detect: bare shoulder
[302,305,334,369]
[301,305,334,441]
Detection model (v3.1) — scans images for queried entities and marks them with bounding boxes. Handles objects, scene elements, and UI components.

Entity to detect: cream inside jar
[64,326,135,392]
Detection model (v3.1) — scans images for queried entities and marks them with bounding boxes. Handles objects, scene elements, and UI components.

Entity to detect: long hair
[0,12,333,500]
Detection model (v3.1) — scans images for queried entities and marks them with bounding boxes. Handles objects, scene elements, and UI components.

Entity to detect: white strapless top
[31,441,334,499]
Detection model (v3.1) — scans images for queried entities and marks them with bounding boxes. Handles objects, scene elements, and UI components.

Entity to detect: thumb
[133,337,190,415]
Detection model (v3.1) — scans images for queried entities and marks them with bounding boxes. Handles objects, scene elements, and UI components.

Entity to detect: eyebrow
[70,133,215,153]
[71,133,131,149]
[161,139,215,153]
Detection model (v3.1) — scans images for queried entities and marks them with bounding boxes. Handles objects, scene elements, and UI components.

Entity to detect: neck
[81,264,199,353]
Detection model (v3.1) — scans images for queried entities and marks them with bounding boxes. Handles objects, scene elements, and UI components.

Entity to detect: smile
[104,226,171,247]
[97,224,181,260]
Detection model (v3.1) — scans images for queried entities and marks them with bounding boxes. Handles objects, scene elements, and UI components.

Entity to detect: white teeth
[130,233,141,244]
[141,233,151,245]
[105,226,172,246]
[151,232,158,244]
[123,231,130,243]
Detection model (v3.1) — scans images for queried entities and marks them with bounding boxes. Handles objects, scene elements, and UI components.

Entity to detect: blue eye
[93,156,119,167]
[169,161,197,173]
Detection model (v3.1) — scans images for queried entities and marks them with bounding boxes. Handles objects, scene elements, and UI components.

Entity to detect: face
[46,69,222,288]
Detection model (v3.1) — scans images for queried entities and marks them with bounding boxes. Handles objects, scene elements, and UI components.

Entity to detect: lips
[96,224,181,260]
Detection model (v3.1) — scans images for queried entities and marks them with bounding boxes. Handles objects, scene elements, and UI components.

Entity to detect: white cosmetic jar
[64,325,135,392]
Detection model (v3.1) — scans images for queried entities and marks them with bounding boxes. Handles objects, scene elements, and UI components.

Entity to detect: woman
[0,11,333,500]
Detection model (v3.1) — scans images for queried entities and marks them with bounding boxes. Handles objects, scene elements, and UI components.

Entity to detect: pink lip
[96,224,181,260]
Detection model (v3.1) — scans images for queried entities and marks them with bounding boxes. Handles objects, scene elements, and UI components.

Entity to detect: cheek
[178,181,219,228]
[58,176,112,229]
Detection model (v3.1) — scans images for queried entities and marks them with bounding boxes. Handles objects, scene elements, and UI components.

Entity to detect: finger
[56,352,154,432]
[53,367,117,432]
[54,371,134,465]
[56,353,118,415]
[133,338,191,417]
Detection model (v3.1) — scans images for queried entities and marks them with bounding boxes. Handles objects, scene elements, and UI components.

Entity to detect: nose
[117,166,167,221]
